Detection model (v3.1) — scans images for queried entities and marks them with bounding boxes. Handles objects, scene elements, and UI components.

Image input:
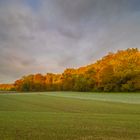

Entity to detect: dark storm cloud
[0,0,140,83]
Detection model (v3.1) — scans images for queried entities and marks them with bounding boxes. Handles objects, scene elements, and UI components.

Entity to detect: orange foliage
[1,48,140,92]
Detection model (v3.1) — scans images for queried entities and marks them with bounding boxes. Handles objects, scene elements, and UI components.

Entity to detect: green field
[0,92,140,140]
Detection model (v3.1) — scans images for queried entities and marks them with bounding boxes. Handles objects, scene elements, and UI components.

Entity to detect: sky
[0,0,140,83]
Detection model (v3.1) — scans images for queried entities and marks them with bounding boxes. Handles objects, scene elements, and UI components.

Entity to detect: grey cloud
[0,0,140,83]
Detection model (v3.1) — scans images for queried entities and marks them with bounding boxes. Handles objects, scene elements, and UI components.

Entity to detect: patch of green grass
[0,92,140,140]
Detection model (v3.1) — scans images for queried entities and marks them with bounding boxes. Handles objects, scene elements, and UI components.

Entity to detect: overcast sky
[0,0,140,83]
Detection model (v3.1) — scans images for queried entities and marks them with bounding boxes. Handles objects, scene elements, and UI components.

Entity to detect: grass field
[0,92,140,140]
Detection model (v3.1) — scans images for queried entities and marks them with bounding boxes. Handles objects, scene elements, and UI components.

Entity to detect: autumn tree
[9,48,140,92]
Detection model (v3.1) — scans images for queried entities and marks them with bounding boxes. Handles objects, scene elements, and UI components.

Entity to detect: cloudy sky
[0,0,140,83]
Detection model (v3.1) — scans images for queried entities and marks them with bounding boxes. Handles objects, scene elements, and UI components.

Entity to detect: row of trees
[0,84,15,91]
[1,48,140,92]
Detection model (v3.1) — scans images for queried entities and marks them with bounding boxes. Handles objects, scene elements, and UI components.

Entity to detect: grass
[0,92,140,140]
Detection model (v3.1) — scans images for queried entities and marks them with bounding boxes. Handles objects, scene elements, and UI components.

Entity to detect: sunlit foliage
[1,48,140,92]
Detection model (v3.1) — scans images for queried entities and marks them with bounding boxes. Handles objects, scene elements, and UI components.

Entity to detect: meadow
[0,92,140,140]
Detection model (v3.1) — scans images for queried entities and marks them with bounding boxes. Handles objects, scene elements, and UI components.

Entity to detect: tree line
[0,48,140,92]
